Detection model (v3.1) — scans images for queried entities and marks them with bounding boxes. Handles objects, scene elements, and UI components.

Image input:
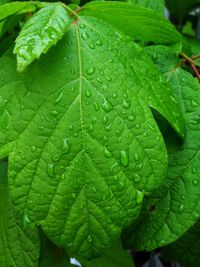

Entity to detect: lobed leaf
[0,17,184,258]
[14,3,71,72]
[126,46,200,251]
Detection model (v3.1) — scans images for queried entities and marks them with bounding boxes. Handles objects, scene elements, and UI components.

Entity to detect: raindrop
[94,102,99,111]
[134,153,139,161]
[46,163,55,178]
[135,190,144,204]
[134,174,142,182]
[103,136,108,142]
[112,93,118,99]
[95,39,103,46]
[97,77,103,83]
[55,91,64,105]
[50,110,59,116]
[31,146,37,152]
[102,116,108,123]
[72,193,76,199]
[191,100,198,107]
[89,44,95,49]
[81,31,89,40]
[69,125,74,131]
[61,173,65,180]
[92,186,97,193]
[79,24,85,29]
[192,179,199,186]
[104,147,112,158]
[86,67,95,75]
[120,150,129,167]
[102,99,112,112]
[85,89,92,97]
[88,124,94,132]
[122,100,131,109]
[128,115,135,122]
[178,204,184,214]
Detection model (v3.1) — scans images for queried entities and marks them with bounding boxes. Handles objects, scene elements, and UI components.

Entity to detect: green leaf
[79,2,182,44]
[14,3,71,72]
[127,0,164,14]
[0,16,184,258]
[126,47,200,251]
[162,221,200,267]
[165,0,200,24]
[0,1,46,22]
[80,241,135,267]
[0,159,40,267]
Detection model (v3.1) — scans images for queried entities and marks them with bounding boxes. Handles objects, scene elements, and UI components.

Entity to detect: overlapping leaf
[80,2,182,44]
[126,46,200,251]
[161,221,200,267]
[14,3,71,71]
[0,16,184,258]
[0,160,40,266]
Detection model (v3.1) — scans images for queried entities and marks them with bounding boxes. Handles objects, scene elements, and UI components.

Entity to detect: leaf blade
[14,3,71,72]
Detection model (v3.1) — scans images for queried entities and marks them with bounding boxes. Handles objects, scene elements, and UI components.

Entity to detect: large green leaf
[0,160,40,266]
[126,46,200,251]
[80,241,135,267]
[79,2,182,44]
[161,221,200,267]
[0,16,184,258]
[14,3,71,72]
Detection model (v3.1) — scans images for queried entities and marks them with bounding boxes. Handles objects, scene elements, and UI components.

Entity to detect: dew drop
[95,39,103,46]
[94,102,99,111]
[55,91,64,105]
[79,24,85,29]
[92,186,97,193]
[192,179,199,186]
[89,44,95,49]
[134,174,142,182]
[86,67,95,75]
[178,204,184,214]
[31,146,37,152]
[69,125,74,131]
[120,150,129,167]
[103,136,108,142]
[122,100,131,109]
[135,190,144,204]
[85,89,92,97]
[97,77,103,83]
[104,147,112,158]
[72,193,76,199]
[88,124,94,132]
[81,31,89,40]
[50,110,59,116]
[102,116,108,123]
[128,115,135,122]
[134,153,139,161]
[102,99,113,112]
[112,93,118,99]
[191,100,198,107]
[61,173,65,180]
[46,163,55,178]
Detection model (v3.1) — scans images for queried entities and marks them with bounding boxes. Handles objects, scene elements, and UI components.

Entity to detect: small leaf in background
[0,1,45,22]
[14,3,71,72]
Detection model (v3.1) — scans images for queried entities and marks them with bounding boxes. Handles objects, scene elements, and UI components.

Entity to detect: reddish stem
[190,63,200,80]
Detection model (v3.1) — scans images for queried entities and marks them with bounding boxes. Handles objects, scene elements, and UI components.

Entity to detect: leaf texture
[14,3,71,72]
[0,160,40,267]
[126,46,200,251]
[0,17,184,258]
[128,0,164,14]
